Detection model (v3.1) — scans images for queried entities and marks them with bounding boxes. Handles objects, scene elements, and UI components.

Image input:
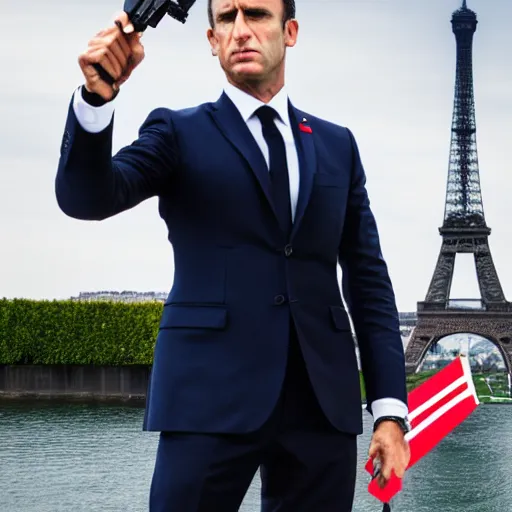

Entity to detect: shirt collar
[223,81,290,126]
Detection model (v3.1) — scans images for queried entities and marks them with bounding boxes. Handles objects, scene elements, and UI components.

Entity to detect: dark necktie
[255,105,292,236]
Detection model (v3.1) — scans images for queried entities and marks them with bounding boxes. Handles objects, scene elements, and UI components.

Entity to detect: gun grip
[92,63,116,86]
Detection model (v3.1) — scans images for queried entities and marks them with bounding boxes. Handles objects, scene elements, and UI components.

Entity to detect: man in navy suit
[56,0,411,510]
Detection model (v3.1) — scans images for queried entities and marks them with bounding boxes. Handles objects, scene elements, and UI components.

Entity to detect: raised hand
[78,12,145,101]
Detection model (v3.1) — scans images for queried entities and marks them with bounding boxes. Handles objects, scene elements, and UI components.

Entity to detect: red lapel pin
[299,117,312,133]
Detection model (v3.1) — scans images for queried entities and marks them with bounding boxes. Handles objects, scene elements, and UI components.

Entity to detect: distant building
[398,312,417,325]
[398,312,416,338]
[70,290,167,303]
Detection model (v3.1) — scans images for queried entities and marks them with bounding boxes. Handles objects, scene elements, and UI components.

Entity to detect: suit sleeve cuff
[371,398,409,421]
[72,86,115,134]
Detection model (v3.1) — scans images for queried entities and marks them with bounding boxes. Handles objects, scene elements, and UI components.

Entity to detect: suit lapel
[289,104,317,239]
[207,93,318,240]
[208,93,278,221]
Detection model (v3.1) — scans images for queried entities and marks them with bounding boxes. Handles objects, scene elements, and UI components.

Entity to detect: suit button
[274,295,286,305]
[284,244,293,257]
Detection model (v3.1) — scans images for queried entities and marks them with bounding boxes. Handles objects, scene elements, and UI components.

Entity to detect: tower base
[404,305,512,375]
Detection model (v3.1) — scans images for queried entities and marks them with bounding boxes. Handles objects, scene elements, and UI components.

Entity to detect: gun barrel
[167,0,196,23]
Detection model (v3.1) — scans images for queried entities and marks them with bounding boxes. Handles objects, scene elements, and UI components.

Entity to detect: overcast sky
[1,0,511,311]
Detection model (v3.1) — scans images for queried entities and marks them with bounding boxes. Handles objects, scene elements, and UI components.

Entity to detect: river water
[0,401,510,511]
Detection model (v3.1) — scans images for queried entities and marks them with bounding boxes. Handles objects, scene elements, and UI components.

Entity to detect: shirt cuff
[72,86,115,134]
[371,398,409,421]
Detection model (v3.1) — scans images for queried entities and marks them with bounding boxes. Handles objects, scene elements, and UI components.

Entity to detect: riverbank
[0,364,149,404]
[1,364,509,404]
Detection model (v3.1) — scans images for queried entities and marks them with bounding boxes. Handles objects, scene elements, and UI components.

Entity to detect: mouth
[234,48,257,54]
[232,49,259,59]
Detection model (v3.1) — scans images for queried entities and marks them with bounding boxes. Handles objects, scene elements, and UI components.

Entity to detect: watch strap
[373,415,411,434]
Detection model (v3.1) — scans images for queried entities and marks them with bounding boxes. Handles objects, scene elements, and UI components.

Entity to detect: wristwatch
[373,415,412,434]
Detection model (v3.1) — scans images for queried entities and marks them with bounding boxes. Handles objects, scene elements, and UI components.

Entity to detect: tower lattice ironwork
[443,0,484,229]
[404,0,512,375]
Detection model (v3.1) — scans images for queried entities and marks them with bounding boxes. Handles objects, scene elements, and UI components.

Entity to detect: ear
[284,19,299,48]
[207,28,219,56]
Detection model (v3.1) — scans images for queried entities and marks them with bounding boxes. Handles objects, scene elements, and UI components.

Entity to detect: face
[207,0,298,86]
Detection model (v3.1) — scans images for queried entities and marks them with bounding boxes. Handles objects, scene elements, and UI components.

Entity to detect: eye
[217,10,236,23]
[244,9,269,19]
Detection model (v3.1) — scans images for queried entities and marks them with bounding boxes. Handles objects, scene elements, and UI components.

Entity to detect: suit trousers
[149,317,357,512]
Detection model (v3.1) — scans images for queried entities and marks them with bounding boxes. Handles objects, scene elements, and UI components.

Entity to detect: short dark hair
[207,0,296,28]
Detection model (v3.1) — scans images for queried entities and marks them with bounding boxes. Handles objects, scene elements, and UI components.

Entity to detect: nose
[233,12,251,42]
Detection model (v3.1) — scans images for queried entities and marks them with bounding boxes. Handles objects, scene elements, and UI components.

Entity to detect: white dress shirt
[222,82,300,222]
[72,85,409,423]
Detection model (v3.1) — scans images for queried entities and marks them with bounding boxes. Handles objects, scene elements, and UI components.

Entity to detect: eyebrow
[216,6,272,22]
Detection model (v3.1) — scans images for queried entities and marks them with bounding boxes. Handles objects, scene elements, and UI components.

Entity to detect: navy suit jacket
[56,91,407,435]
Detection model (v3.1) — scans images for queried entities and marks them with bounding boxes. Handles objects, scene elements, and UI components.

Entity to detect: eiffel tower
[404,0,512,375]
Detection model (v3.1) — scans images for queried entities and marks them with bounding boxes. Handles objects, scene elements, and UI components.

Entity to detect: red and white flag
[365,355,480,504]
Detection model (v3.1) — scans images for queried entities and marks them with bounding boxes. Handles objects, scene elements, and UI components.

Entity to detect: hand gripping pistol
[93,0,197,87]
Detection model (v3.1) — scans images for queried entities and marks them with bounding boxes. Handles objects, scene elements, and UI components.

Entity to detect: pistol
[123,0,196,30]
[93,0,197,86]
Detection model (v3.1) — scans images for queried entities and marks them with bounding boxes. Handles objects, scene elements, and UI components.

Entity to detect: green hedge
[0,298,163,365]
[0,299,503,403]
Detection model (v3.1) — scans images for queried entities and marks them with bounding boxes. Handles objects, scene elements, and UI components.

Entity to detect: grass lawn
[360,370,511,404]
